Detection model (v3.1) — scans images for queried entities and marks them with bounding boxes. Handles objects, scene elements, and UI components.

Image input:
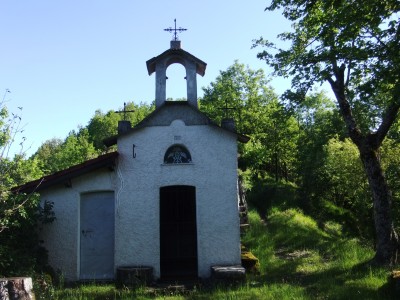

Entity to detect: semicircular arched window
[164,145,192,164]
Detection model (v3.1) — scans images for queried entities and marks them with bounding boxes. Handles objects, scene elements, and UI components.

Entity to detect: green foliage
[241,210,275,275]
[32,101,154,175]
[255,1,400,262]
[87,101,154,150]
[256,0,400,115]
[321,137,373,238]
[0,97,55,277]
[0,193,42,276]
[381,138,400,230]
[246,175,297,216]
[32,138,63,174]
[241,209,393,299]
[295,92,346,211]
[0,186,55,276]
[47,283,307,300]
[200,61,300,181]
[86,109,120,150]
[200,61,272,134]
[268,208,330,249]
[0,95,26,158]
[33,129,98,175]
[0,105,10,149]
[243,97,300,181]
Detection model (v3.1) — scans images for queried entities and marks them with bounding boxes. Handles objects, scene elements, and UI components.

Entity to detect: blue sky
[1,0,292,156]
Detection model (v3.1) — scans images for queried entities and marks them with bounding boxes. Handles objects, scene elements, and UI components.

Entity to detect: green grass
[241,209,394,299]
[34,207,397,299]
[48,282,308,300]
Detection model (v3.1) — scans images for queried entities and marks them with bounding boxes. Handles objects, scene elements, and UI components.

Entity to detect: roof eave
[13,152,119,194]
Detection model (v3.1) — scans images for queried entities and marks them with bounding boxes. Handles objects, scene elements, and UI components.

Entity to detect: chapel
[16,29,249,282]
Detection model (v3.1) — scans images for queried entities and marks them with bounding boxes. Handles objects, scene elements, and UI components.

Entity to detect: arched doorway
[160,185,198,279]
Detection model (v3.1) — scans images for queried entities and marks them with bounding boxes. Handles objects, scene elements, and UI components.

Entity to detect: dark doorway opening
[160,185,198,279]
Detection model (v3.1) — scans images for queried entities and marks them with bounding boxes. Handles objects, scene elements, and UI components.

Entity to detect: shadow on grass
[247,177,298,219]
[241,208,397,300]
[260,261,395,299]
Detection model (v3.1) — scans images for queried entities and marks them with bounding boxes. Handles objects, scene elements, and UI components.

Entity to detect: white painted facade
[38,115,242,281]
[30,41,247,282]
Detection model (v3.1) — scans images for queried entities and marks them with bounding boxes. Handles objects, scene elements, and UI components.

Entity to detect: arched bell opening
[166,63,187,101]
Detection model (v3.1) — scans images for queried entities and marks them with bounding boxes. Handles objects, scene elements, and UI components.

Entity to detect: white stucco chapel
[17,35,249,282]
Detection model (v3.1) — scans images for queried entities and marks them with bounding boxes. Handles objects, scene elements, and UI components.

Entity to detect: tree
[294,92,346,211]
[87,101,154,150]
[33,129,98,175]
[200,61,299,181]
[0,92,53,276]
[57,128,98,170]
[87,110,120,150]
[33,138,64,174]
[33,101,155,174]
[255,0,400,264]
[200,61,272,134]
[323,137,373,238]
[245,97,299,181]
[1,90,41,233]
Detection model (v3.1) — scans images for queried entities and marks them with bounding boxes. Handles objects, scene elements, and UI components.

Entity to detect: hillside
[43,181,397,299]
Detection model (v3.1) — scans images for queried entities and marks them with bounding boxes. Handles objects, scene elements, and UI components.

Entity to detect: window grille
[164,145,192,164]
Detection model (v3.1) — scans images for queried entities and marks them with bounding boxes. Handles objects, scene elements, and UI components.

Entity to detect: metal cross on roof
[164,19,187,41]
[218,97,236,119]
[115,102,135,120]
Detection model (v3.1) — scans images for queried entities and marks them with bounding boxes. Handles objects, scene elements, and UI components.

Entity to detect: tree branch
[344,41,355,87]
[327,65,363,145]
[374,84,400,147]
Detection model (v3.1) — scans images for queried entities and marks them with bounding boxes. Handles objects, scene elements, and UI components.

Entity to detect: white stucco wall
[115,119,241,278]
[39,170,116,281]
[39,117,241,281]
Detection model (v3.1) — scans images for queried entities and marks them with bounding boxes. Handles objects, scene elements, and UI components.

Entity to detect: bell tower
[146,20,207,109]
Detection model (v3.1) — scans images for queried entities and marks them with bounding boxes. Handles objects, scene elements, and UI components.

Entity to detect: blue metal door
[80,192,115,280]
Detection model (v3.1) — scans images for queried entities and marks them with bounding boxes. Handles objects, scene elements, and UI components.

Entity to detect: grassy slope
[39,181,397,299]
[241,209,393,299]
[45,208,395,300]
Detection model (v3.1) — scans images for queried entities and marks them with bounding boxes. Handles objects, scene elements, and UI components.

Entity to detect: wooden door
[80,192,115,280]
[160,186,198,279]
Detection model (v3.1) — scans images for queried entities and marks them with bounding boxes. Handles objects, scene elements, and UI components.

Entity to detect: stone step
[210,265,246,282]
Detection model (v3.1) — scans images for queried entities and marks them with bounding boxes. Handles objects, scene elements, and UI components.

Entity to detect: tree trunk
[0,277,34,300]
[328,67,400,265]
[360,147,399,265]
